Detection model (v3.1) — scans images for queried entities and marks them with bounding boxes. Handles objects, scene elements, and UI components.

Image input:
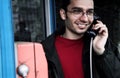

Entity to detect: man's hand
[92,20,108,55]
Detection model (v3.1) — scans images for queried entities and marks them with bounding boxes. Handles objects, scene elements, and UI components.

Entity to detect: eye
[87,10,94,15]
[72,9,83,14]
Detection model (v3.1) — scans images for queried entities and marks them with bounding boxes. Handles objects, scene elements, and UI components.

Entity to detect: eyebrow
[71,7,94,11]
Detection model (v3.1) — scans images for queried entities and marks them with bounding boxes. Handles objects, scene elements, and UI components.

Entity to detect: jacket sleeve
[94,39,120,78]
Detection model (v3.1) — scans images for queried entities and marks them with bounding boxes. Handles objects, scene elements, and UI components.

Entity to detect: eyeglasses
[67,8,94,18]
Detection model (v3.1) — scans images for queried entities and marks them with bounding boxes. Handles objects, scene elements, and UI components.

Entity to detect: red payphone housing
[15,42,48,78]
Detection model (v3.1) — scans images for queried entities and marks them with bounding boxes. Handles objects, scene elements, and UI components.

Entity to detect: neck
[62,33,84,40]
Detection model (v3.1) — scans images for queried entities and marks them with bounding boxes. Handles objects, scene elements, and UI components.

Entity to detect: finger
[99,26,108,34]
[93,23,106,29]
[92,24,101,30]
[96,20,103,24]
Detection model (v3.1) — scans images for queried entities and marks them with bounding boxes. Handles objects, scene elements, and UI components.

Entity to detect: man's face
[60,0,94,36]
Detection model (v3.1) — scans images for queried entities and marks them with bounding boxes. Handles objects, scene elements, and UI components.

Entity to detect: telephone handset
[87,15,101,78]
[87,15,101,37]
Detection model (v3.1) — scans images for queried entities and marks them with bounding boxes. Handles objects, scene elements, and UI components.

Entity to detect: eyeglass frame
[66,7,94,18]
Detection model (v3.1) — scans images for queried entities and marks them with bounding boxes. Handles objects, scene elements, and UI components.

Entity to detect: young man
[41,0,120,78]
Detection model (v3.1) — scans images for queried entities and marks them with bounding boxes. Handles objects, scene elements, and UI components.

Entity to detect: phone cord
[90,37,93,78]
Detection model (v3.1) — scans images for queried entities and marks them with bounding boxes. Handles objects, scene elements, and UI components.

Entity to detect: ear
[60,9,66,20]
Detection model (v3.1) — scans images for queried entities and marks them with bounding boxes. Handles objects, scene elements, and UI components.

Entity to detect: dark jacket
[41,30,120,78]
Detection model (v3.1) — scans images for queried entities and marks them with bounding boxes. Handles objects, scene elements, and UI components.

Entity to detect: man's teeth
[77,23,86,26]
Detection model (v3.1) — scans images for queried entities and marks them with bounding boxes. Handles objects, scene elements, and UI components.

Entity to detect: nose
[79,13,89,22]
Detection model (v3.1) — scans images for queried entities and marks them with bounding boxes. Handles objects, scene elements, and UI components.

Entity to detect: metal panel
[15,42,48,78]
[45,0,56,36]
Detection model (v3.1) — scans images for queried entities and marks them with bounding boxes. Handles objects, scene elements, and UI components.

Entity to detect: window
[12,0,46,42]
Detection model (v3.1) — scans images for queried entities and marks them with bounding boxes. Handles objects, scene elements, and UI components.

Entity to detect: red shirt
[55,36,84,78]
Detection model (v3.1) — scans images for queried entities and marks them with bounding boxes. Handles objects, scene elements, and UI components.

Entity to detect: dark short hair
[55,0,71,33]
[60,0,71,11]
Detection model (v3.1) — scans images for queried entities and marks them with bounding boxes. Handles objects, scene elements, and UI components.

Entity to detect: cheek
[90,17,94,23]
[65,19,73,28]
[87,18,94,27]
[66,17,77,26]
[65,13,78,24]
[65,19,77,31]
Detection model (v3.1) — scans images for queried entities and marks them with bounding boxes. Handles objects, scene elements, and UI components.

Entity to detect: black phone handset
[87,15,101,78]
[87,15,101,37]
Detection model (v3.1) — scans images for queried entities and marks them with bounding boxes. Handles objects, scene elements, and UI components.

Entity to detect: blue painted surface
[0,0,3,76]
[0,0,3,77]
[50,0,56,32]
[0,37,2,78]
[0,0,16,78]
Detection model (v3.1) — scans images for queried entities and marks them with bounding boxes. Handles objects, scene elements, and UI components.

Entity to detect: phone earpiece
[86,15,101,37]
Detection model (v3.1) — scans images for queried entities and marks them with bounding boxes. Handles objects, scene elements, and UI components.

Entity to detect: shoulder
[41,32,56,48]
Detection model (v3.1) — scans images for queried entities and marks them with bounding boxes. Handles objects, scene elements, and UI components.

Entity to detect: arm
[92,21,120,78]
[94,39,120,78]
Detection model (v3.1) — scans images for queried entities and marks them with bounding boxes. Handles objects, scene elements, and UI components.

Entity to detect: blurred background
[12,0,120,50]
[0,0,120,77]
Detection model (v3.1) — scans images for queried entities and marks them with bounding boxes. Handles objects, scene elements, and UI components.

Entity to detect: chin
[75,31,86,35]
[78,29,87,33]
